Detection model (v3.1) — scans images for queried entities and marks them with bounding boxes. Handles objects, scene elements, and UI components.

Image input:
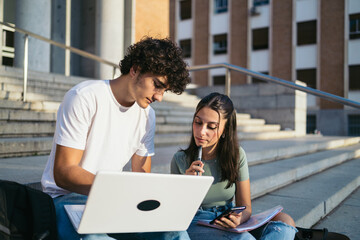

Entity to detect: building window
[2,26,15,66]
[349,65,360,90]
[213,75,225,85]
[180,0,191,20]
[252,72,268,84]
[348,115,360,136]
[307,115,317,134]
[214,0,227,14]
[350,13,360,40]
[297,68,317,89]
[213,34,227,55]
[179,39,191,58]
[297,20,317,45]
[253,0,269,7]
[252,27,268,50]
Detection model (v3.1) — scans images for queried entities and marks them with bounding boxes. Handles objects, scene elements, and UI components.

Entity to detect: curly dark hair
[120,37,191,94]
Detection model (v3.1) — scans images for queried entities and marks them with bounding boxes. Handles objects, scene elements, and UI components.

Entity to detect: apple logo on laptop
[137,200,161,211]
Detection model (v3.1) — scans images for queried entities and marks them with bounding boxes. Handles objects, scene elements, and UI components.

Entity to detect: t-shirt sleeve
[55,89,94,150]
[238,147,250,181]
[135,107,155,157]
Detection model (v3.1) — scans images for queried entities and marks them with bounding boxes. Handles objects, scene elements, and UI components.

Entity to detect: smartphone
[209,206,246,224]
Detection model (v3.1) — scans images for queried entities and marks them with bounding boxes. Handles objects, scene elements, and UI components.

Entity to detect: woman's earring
[222,134,225,138]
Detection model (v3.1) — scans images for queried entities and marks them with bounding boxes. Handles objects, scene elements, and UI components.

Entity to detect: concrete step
[249,143,360,199]
[0,99,60,113]
[0,89,65,102]
[156,124,191,133]
[237,124,281,132]
[154,133,191,146]
[155,124,281,134]
[0,108,57,121]
[0,99,60,112]
[0,76,75,91]
[252,158,360,230]
[152,100,197,111]
[0,65,85,88]
[313,186,359,240]
[242,136,360,165]
[161,92,200,108]
[0,121,56,137]
[155,115,266,126]
[0,137,53,157]
[238,130,296,140]
[1,81,68,98]
[155,108,252,120]
[0,68,82,102]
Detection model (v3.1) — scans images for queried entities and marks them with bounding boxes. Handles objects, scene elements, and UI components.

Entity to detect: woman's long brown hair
[183,92,240,188]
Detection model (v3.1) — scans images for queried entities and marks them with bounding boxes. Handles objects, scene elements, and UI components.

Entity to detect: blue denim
[257,221,298,240]
[187,203,297,240]
[53,193,190,240]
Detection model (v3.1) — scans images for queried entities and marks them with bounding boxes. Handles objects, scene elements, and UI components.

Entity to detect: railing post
[65,0,71,76]
[225,68,231,97]
[23,34,29,102]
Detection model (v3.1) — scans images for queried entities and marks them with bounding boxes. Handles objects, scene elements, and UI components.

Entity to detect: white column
[95,0,125,79]
[14,0,51,72]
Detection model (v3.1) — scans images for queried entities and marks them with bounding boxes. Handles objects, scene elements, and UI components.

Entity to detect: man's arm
[53,144,95,195]
[131,154,151,172]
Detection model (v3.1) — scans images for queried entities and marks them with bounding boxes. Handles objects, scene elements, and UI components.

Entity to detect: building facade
[170,0,360,136]
[0,0,169,80]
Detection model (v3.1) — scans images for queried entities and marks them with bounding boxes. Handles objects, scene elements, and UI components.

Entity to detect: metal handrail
[1,21,359,109]
[189,63,360,109]
[0,21,120,101]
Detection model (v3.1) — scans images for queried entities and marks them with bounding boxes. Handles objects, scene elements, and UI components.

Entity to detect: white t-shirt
[41,80,156,197]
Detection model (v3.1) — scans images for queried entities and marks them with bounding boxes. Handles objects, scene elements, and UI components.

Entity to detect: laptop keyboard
[69,208,84,226]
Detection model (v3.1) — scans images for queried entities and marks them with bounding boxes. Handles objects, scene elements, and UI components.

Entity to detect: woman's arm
[234,179,252,224]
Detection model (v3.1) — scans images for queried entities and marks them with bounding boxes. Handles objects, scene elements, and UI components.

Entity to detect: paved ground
[314,187,359,240]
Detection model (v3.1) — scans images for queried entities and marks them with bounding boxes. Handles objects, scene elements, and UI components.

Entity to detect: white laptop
[64,171,214,234]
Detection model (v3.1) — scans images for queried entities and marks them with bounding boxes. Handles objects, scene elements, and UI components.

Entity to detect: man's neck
[110,75,135,107]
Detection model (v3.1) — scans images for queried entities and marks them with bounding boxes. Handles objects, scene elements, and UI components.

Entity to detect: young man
[41,37,191,240]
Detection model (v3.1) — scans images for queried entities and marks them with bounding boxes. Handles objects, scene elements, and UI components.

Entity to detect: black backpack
[295,227,350,240]
[0,180,57,240]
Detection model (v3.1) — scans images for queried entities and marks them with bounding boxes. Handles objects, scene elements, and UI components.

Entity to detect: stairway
[0,66,296,158]
[0,67,359,238]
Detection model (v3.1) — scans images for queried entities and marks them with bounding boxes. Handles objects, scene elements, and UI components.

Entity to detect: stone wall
[193,81,307,136]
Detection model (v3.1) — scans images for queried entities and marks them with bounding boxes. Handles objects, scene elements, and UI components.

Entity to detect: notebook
[64,171,214,234]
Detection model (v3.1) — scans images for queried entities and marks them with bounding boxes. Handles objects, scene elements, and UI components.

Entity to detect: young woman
[171,92,297,240]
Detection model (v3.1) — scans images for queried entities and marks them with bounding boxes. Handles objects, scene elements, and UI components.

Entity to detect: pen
[196,146,202,176]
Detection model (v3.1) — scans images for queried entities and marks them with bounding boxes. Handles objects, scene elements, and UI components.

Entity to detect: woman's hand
[185,160,204,175]
[214,212,243,229]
